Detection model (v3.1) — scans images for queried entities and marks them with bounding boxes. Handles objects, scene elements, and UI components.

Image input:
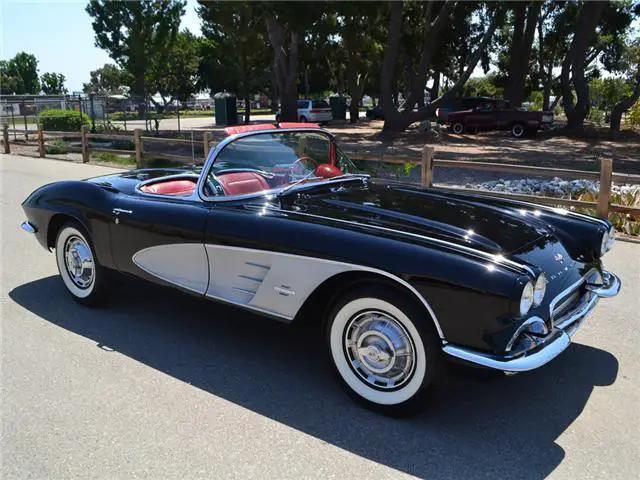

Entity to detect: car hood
[287,181,552,255]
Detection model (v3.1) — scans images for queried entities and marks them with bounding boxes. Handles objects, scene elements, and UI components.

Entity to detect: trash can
[214,91,238,126]
[330,96,347,121]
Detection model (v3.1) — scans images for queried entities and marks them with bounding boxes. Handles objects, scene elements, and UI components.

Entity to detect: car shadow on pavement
[10,276,619,480]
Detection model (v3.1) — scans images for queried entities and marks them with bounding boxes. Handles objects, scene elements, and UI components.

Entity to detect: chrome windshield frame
[196,127,356,203]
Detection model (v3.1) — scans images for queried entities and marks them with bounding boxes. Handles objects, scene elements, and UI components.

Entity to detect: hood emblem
[554,253,564,263]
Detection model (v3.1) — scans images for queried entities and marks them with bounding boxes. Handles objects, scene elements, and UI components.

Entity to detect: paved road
[2,154,639,479]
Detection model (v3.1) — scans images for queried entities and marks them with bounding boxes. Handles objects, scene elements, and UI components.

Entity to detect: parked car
[275,99,332,123]
[436,96,505,124]
[21,124,620,416]
[447,101,554,137]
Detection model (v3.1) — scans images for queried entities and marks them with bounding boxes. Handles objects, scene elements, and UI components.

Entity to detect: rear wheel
[55,222,108,306]
[325,285,441,417]
[451,122,465,134]
[275,114,281,123]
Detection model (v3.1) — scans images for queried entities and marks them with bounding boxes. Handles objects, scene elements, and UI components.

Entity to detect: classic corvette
[21,123,621,416]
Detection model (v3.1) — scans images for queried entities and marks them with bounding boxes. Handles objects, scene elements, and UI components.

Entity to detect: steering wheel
[289,156,319,180]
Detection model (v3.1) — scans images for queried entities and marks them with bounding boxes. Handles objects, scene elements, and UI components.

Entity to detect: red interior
[314,163,343,178]
[140,179,196,196]
[140,162,343,198]
[217,172,270,196]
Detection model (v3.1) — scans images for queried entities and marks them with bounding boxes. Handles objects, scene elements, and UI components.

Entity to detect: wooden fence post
[81,125,89,163]
[203,131,211,159]
[2,124,9,154]
[597,158,613,220]
[134,128,143,168]
[421,146,435,187]
[37,123,45,158]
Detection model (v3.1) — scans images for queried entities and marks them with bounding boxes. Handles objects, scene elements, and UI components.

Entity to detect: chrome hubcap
[63,235,94,289]
[344,310,416,390]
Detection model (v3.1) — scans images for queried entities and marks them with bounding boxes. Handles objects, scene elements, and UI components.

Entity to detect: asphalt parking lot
[1,153,639,479]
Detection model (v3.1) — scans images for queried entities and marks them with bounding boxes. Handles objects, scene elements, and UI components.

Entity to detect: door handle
[113,208,133,215]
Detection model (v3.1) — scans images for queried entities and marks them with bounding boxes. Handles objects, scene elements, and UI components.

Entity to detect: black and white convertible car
[21,123,620,416]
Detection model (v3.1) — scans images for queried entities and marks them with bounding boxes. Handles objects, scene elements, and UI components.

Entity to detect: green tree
[261,2,326,122]
[0,61,18,94]
[609,38,640,135]
[379,1,505,132]
[40,72,67,95]
[83,64,128,95]
[86,0,185,111]
[560,0,638,132]
[2,52,40,94]
[198,1,270,123]
[147,30,202,110]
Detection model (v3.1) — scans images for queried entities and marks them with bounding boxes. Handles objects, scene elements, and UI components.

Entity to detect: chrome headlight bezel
[600,226,615,256]
[519,281,535,316]
[533,273,547,306]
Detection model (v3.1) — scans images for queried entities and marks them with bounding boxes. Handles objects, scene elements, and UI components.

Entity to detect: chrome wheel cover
[512,125,524,137]
[63,235,94,289]
[344,310,416,390]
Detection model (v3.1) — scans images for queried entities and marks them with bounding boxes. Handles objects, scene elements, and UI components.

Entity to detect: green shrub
[44,138,69,154]
[40,109,89,132]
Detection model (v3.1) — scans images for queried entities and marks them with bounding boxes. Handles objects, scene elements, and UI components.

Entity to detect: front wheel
[299,115,307,123]
[511,123,525,138]
[55,221,108,306]
[326,285,441,417]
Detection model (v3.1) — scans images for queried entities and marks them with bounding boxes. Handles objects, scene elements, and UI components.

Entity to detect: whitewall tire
[55,222,108,306]
[451,122,465,134]
[511,123,525,138]
[326,285,440,417]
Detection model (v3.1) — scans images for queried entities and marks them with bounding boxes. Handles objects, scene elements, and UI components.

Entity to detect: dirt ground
[329,120,640,176]
[4,120,640,183]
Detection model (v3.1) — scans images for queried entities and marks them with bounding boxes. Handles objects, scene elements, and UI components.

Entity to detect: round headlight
[600,230,610,256]
[607,226,615,250]
[519,281,534,316]
[533,274,547,306]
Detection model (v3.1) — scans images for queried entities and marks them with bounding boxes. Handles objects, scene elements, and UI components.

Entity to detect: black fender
[21,180,118,268]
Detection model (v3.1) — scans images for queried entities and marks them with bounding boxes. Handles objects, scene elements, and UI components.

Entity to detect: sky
[0,0,202,92]
[1,1,637,94]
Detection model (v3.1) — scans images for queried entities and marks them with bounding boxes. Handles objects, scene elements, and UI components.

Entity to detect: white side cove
[132,243,209,295]
[131,243,444,339]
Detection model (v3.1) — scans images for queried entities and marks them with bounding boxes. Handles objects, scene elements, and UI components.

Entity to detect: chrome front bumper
[443,271,621,373]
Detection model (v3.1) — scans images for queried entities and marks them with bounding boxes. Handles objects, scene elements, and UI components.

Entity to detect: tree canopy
[0,52,40,94]
[40,72,67,95]
[86,0,186,103]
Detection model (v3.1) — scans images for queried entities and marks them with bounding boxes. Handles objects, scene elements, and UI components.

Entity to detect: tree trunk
[610,77,640,136]
[265,14,299,122]
[382,5,504,132]
[505,2,541,107]
[270,66,279,112]
[562,1,606,133]
[430,71,440,100]
[244,97,251,124]
[379,1,404,131]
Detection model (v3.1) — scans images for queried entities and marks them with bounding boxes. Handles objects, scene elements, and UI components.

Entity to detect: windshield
[204,130,358,197]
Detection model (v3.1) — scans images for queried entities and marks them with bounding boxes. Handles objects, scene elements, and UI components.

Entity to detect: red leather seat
[217,172,270,196]
[315,164,343,178]
[140,179,196,195]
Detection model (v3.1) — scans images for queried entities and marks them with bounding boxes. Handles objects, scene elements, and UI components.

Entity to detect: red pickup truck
[447,102,554,138]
